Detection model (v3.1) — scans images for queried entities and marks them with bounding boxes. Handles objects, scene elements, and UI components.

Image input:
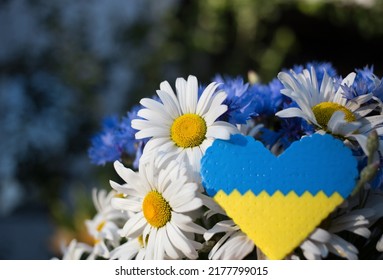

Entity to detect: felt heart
[201,133,358,259]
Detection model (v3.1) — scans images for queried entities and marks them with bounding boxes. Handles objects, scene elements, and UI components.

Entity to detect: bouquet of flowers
[57,62,383,260]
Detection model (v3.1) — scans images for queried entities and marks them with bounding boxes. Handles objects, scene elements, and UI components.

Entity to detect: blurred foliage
[137,0,383,98]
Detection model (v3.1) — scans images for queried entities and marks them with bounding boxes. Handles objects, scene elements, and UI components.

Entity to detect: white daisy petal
[327,234,358,260]
[348,134,369,155]
[157,161,178,193]
[205,122,237,139]
[278,72,301,96]
[145,227,157,260]
[186,75,198,113]
[214,231,254,260]
[354,104,379,118]
[309,67,319,104]
[200,138,214,154]
[276,107,312,123]
[176,77,188,113]
[155,227,166,260]
[156,89,181,119]
[301,239,325,257]
[109,181,141,197]
[136,248,146,260]
[334,72,356,104]
[361,115,383,132]
[163,229,182,259]
[160,79,182,116]
[347,93,373,111]
[224,236,252,259]
[141,137,170,154]
[348,227,370,238]
[172,212,205,234]
[113,161,139,185]
[137,108,173,127]
[185,147,202,177]
[167,221,198,259]
[202,91,227,120]
[163,181,197,203]
[172,197,203,213]
[92,188,103,213]
[140,98,172,118]
[131,119,152,130]
[135,127,169,139]
[110,239,141,260]
[204,105,228,126]
[111,197,142,212]
[196,82,220,116]
[320,71,335,102]
[327,111,360,135]
[121,213,146,238]
[309,228,331,243]
[209,231,232,260]
[142,224,151,245]
[155,145,183,167]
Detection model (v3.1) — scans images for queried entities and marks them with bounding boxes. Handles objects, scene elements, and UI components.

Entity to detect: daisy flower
[292,228,359,260]
[110,236,146,260]
[85,188,129,259]
[131,75,238,179]
[204,219,255,260]
[110,159,206,260]
[53,239,92,260]
[276,67,383,154]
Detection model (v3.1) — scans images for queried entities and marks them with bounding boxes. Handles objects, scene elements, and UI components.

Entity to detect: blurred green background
[1,0,383,259]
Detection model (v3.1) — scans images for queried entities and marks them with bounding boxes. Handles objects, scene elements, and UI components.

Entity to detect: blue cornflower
[251,78,284,116]
[341,66,383,100]
[292,61,337,85]
[258,84,314,151]
[213,75,257,125]
[260,107,314,151]
[88,105,147,169]
[117,105,143,155]
[278,117,314,148]
[88,116,122,166]
[117,105,149,169]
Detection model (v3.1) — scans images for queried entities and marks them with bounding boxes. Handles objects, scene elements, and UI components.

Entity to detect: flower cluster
[59,62,383,260]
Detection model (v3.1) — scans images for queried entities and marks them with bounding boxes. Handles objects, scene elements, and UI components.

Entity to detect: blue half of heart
[200,133,358,198]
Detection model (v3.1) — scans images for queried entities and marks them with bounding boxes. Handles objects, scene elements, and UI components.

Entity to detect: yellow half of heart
[214,189,343,260]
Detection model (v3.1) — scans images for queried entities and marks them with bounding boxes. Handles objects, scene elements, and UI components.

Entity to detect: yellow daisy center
[312,102,356,129]
[142,191,172,228]
[170,113,207,148]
